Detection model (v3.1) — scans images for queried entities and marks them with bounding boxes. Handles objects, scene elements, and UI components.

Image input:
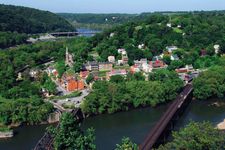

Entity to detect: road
[54,89,90,108]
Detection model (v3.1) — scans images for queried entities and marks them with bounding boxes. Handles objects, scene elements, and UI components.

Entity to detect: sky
[0,0,225,13]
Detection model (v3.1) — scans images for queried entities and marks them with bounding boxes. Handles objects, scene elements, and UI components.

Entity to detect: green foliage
[90,12,225,64]
[81,74,183,114]
[193,66,225,100]
[86,74,94,84]
[127,72,145,81]
[0,4,73,33]
[157,122,225,150]
[0,97,53,125]
[48,113,96,150]
[115,137,138,150]
[41,73,57,94]
[49,91,81,100]
[0,31,27,48]
[110,75,125,83]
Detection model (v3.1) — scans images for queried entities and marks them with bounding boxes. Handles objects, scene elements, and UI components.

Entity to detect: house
[166,46,178,53]
[118,60,124,65]
[84,61,99,71]
[118,48,126,54]
[108,56,115,63]
[167,23,172,28]
[170,54,179,61]
[152,56,163,61]
[61,74,85,92]
[122,51,129,64]
[99,62,113,71]
[138,44,145,50]
[149,60,167,69]
[134,58,147,66]
[130,65,141,74]
[175,65,194,73]
[214,45,220,54]
[106,69,127,80]
[46,66,58,77]
[142,63,152,73]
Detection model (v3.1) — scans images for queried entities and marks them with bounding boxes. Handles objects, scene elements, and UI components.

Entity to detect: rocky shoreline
[217,119,225,130]
[0,130,14,139]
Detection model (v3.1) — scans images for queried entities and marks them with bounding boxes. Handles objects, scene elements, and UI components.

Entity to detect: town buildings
[60,74,85,92]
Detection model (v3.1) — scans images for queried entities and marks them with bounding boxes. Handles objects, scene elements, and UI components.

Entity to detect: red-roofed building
[61,74,85,92]
[149,60,167,69]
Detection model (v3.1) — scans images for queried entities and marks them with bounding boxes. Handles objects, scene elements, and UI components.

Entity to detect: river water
[0,99,224,150]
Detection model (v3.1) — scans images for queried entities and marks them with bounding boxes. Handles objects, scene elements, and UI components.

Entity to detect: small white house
[214,45,220,54]
[167,23,172,28]
[118,60,124,65]
[170,54,179,61]
[166,46,178,53]
[138,44,145,50]
[118,48,126,54]
[108,56,115,63]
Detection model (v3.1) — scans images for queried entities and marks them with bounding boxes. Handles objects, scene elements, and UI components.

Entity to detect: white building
[118,48,126,54]
[138,44,145,50]
[166,46,178,53]
[108,56,115,63]
[214,45,220,54]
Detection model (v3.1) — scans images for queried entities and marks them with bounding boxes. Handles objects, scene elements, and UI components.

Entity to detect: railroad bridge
[139,83,193,150]
[49,31,100,37]
[34,83,193,150]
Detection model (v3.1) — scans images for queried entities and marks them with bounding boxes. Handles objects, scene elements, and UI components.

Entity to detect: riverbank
[0,127,13,139]
[217,119,225,130]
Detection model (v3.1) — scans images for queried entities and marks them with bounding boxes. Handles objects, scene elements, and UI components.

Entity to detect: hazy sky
[1,0,225,13]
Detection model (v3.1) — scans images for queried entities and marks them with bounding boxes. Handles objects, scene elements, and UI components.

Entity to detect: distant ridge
[0,4,74,33]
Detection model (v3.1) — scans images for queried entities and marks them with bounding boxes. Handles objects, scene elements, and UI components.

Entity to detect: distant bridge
[50,31,101,37]
[139,83,193,150]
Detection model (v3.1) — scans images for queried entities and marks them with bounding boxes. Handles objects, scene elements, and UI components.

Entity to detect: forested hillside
[91,12,225,66]
[0,4,74,33]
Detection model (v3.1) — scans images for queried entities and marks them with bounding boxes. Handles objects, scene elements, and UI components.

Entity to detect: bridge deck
[139,84,193,150]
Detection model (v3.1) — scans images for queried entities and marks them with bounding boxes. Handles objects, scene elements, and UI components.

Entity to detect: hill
[90,11,225,65]
[0,4,74,33]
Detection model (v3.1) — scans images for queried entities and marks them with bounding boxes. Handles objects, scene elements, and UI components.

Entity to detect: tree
[55,61,66,78]
[158,122,225,150]
[86,74,94,84]
[110,75,124,83]
[115,137,138,150]
[193,66,225,100]
[48,113,96,150]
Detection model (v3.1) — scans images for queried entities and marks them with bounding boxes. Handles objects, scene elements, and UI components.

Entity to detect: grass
[98,70,109,77]
[113,65,130,70]
[49,91,82,100]
[173,27,183,34]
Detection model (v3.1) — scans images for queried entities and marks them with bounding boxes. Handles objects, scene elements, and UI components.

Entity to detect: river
[0,99,224,150]
[77,28,101,37]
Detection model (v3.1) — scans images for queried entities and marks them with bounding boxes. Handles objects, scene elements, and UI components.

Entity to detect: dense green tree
[86,74,94,84]
[115,137,138,150]
[48,113,96,150]
[110,75,125,83]
[0,4,73,33]
[158,122,225,150]
[193,66,225,100]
